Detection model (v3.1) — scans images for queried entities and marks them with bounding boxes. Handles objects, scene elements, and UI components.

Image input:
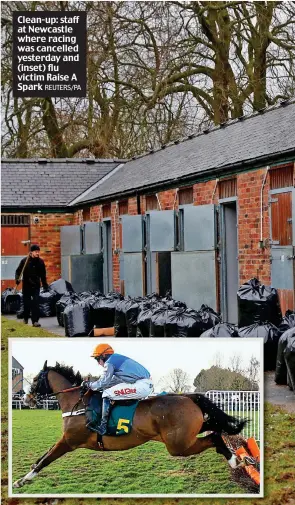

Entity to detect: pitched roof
[1,159,124,208]
[75,100,295,204]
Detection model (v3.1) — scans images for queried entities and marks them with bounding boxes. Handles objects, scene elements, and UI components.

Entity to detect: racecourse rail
[12,390,261,442]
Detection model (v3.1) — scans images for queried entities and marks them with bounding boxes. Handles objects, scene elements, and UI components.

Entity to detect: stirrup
[86,422,101,434]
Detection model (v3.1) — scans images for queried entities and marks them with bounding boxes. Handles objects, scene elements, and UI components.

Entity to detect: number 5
[117,418,130,433]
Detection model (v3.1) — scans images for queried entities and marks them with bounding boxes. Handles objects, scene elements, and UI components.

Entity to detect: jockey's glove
[80,381,91,394]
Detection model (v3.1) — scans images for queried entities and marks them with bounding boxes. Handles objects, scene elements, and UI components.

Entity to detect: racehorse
[13,361,247,488]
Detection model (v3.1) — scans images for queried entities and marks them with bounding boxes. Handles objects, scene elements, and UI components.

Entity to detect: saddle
[84,391,139,436]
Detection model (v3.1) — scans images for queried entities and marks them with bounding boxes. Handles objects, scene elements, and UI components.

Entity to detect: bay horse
[13,361,247,489]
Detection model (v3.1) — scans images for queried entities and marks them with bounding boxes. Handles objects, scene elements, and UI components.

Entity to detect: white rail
[12,399,60,410]
[205,390,260,442]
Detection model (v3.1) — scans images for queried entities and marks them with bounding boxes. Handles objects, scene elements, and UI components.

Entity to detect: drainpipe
[211,179,219,204]
[173,188,179,210]
[114,201,119,254]
[260,166,270,248]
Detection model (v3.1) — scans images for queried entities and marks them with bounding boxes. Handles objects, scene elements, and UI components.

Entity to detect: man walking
[15,244,48,327]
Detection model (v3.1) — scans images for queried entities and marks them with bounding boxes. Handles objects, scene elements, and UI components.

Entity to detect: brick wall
[237,169,271,285]
[88,168,273,295]
[30,213,74,283]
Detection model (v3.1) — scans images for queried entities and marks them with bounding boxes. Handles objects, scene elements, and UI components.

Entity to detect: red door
[1,221,30,291]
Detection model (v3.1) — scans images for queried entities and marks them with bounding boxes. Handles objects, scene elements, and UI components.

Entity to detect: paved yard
[264,371,295,413]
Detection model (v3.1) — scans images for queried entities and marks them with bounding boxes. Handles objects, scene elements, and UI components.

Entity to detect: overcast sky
[11,338,262,392]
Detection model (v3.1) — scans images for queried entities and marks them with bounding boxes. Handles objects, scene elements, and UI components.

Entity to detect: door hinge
[287,218,292,223]
[269,240,280,245]
[269,198,278,204]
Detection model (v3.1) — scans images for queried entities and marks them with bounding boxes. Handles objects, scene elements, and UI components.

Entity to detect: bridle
[33,370,81,399]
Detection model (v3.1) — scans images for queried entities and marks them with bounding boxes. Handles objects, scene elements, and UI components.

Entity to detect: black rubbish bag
[284,329,295,392]
[238,323,281,371]
[161,295,187,309]
[237,278,282,327]
[136,303,154,338]
[165,308,203,338]
[275,328,295,385]
[279,310,295,333]
[198,304,221,330]
[49,278,74,297]
[150,307,168,338]
[64,300,92,337]
[126,299,144,338]
[39,288,58,317]
[200,323,239,338]
[79,291,101,303]
[91,293,123,328]
[1,288,23,314]
[114,298,136,338]
[56,292,79,327]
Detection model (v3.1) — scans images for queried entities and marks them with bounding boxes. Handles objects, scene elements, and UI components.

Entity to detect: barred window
[1,214,30,226]
[179,187,193,205]
[270,164,293,189]
[219,178,237,199]
[146,194,158,210]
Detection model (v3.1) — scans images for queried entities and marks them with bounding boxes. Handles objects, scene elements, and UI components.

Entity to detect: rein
[53,386,82,395]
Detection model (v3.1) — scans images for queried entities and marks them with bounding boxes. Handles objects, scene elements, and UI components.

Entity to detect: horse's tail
[187,394,248,435]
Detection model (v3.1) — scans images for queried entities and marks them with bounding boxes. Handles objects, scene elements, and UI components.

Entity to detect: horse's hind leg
[13,437,71,488]
[166,433,239,469]
[182,433,239,469]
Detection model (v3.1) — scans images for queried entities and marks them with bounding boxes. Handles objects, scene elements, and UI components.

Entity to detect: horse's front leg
[13,436,71,488]
[30,443,55,470]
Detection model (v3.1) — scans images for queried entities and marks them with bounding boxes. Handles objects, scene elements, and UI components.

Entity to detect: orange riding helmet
[91,343,114,359]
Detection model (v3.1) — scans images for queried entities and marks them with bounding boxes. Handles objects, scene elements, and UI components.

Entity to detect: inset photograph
[10,338,263,498]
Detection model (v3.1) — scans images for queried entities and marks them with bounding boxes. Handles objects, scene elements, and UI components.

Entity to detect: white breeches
[102,379,154,400]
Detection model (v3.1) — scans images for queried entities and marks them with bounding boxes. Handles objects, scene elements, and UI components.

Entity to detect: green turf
[11,409,244,495]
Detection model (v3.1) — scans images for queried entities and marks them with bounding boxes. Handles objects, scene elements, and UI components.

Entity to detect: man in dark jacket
[15,244,48,327]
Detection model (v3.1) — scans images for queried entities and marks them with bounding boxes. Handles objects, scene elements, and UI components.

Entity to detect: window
[146,194,158,210]
[179,186,193,205]
[83,207,90,221]
[1,214,30,226]
[119,200,128,215]
[219,178,237,199]
[270,164,293,189]
[102,204,111,218]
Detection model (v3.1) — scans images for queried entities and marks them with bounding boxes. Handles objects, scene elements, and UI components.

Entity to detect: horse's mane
[47,362,83,385]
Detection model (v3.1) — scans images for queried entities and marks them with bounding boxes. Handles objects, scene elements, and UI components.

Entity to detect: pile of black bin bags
[1,279,73,319]
[58,291,222,339]
[236,278,285,371]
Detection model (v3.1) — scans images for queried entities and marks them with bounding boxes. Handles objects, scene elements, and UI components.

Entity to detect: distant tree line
[159,354,259,393]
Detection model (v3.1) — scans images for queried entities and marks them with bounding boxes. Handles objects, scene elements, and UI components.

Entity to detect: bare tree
[2,1,295,157]
[228,353,243,374]
[158,368,191,393]
[245,356,260,387]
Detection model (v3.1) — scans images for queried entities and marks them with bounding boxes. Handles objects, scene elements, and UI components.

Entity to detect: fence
[12,399,60,410]
[205,390,260,442]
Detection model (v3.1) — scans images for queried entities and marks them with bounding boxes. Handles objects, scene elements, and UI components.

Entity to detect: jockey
[82,343,153,435]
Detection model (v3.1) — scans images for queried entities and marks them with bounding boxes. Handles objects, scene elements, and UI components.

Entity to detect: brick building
[2,101,295,321]
[12,356,24,394]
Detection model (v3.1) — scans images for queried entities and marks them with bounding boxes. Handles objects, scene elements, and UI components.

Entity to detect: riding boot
[97,397,111,436]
